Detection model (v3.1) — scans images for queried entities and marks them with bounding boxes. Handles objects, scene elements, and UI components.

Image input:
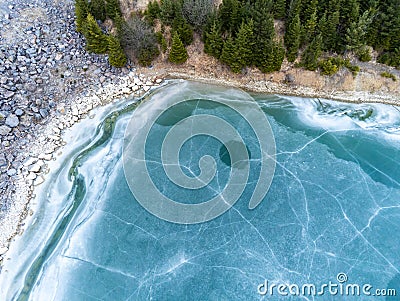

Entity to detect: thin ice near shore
[0,71,163,264]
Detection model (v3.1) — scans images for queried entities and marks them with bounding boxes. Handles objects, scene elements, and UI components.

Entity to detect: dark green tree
[145,0,161,25]
[155,31,168,52]
[284,0,301,62]
[168,33,188,63]
[273,0,286,19]
[89,0,106,22]
[258,42,285,72]
[377,0,400,52]
[235,19,255,68]
[252,0,275,67]
[138,40,160,66]
[160,0,182,25]
[318,9,340,51]
[75,0,89,33]
[300,34,322,70]
[220,36,241,73]
[218,0,243,34]
[345,9,373,57]
[172,18,194,46]
[300,0,317,45]
[338,0,359,50]
[105,0,121,20]
[204,21,224,58]
[85,13,109,53]
[108,35,127,67]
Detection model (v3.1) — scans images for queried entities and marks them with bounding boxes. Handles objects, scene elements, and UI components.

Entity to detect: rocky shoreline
[0,0,165,261]
[1,0,400,267]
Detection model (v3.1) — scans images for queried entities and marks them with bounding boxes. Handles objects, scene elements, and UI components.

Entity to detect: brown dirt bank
[138,37,400,105]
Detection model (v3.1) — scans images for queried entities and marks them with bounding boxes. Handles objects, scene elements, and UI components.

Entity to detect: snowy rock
[0,247,8,255]
[0,125,12,136]
[7,168,17,176]
[5,114,19,127]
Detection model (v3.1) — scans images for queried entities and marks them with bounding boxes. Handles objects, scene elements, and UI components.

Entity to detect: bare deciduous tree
[182,0,214,31]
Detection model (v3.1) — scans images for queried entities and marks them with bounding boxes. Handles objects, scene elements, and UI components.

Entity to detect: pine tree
[235,19,255,68]
[90,0,106,22]
[258,42,285,73]
[345,9,373,53]
[273,0,286,19]
[338,0,359,50]
[252,0,275,67]
[108,35,127,67]
[105,0,121,20]
[85,13,109,53]
[204,21,224,58]
[220,36,241,73]
[145,0,161,25]
[300,0,317,45]
[160,0,181,25]
[75,0,89,33]
[271,42,285,71]
[318,9,340,52]
[172,18,193,46]
[113,10,124,36]
[218,0,242,35]
[300,34,322,70]
[284,0,301,62]
[168,33,188,64]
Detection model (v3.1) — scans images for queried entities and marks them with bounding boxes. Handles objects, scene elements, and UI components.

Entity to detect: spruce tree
[345,9,373,53]
[90,0,106,22]
[204,21,224,58]
[145,0,161,25]
[252,0,275,67]
[300,34,322,70]
[218,0,242,35]
[105,0,121,20]
[258,42,285,73]
[108,35,127,67]
[273,0,286,19]
[338,0,359,50]
[75,0,89,33]
[272,42,285,71]
[300,0,317,45]
[172,18,193,46]
[160,0,181,26]
[318,9,340,52]
[235,19,255,68]
[168,33,188,64]
[220,36,241,73]
[85,13,109,53]
[284,0,301,62]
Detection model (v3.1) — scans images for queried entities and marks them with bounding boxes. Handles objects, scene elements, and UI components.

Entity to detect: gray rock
[0,154,6,167]
[3,91,15,99]
[0,125,11,136]
[285,74,295,84]
[5,114,19,128]
[15,109,24,116]
[39,108,49,118]
[25,83,36,92]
